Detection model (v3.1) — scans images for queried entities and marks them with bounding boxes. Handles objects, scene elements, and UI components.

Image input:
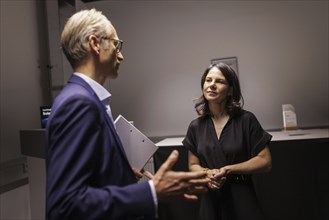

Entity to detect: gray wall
[1,0,328,163]
[83,1,328,137]
[0,0,50,162]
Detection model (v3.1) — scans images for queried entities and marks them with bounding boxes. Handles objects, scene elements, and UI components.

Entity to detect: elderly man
[46,8,208,220]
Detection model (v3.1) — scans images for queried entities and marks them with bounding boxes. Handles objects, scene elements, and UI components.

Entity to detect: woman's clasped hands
[204,168,227,190]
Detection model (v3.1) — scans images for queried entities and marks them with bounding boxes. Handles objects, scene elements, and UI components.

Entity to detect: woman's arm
[188,151,204,172]
[223,146,272,175]
[188,151,226,190]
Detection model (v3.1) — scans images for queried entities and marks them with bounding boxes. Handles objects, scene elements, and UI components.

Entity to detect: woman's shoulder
[189,115,210,127]
[234,109,258,121]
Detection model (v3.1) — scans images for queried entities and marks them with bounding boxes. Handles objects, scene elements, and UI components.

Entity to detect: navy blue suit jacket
[46,75,155,220]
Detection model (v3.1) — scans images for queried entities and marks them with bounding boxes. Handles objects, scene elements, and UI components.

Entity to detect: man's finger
[132,167,143,179]
[186,174,208,183]
[142,170,154,179]
[156,150,179,174]
[183,194,199,201]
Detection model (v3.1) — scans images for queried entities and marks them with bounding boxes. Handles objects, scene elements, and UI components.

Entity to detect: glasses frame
[102,37,123,53]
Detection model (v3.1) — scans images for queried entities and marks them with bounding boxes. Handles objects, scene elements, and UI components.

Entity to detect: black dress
[182,110,272,220]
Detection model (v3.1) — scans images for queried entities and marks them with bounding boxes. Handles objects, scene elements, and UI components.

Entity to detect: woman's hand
[205,168,227,190]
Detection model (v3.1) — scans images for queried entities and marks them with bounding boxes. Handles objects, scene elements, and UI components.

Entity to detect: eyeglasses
[102,37,123,53]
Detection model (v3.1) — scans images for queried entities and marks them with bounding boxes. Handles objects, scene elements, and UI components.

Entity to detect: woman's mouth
[207,91,217,96]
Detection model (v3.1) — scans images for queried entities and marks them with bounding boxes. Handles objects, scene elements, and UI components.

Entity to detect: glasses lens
[102,38,123,53]
[116,40,123,53]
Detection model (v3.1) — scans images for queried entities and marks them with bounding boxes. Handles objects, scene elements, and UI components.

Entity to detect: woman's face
[203,67,230,105]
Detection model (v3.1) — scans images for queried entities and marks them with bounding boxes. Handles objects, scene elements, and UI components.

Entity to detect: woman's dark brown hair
[194,62,244,117]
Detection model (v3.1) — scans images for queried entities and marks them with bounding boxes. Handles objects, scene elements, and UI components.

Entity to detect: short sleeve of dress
[182,119,199,157]
[244,111,272,157]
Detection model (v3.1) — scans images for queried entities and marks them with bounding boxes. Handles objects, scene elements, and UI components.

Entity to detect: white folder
[114,115,158,170]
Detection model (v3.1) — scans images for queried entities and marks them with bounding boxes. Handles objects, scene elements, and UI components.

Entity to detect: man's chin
[109,72,119,79]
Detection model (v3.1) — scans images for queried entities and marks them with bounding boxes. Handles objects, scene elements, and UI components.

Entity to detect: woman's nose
[210,81,216,88]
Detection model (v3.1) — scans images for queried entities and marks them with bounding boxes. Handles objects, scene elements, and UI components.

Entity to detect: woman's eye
[216,80,226,84]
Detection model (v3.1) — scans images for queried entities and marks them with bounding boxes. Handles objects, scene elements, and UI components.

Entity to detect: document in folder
[114,115,158,170]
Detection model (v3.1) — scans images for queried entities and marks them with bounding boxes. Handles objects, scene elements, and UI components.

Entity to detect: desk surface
[155,128,329,147]
[21,128,329,157]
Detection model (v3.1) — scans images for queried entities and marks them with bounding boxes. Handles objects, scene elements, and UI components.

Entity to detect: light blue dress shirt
[73,72,158,212]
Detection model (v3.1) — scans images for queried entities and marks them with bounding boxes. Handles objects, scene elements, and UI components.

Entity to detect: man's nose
[117,51,124,61]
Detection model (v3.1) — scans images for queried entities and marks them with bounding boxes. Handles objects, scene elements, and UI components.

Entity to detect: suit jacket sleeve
[46,93,155,220]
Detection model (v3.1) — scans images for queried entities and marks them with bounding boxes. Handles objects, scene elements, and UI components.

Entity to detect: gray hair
[61,8,112,68]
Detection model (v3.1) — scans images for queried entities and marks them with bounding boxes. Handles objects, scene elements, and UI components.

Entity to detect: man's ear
[89,35,100,54]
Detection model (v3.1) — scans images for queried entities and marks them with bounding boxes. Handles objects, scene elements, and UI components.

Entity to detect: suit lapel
[68,75,130,164]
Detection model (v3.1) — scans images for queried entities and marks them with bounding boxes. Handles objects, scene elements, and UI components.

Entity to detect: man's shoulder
[51,81,100,116]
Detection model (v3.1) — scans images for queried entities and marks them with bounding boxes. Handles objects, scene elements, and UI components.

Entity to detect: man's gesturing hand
[153,150,208,202]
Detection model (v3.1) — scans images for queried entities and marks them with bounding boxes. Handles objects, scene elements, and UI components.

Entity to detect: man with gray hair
[46,8,208,220]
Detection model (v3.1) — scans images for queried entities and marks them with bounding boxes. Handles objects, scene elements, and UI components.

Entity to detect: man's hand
[153,150,208,202]
[132,168,154,181]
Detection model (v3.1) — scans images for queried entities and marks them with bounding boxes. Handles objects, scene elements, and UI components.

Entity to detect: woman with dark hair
[183,63,272,220]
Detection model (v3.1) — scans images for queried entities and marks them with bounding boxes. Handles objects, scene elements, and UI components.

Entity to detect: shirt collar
[73,72,111,104]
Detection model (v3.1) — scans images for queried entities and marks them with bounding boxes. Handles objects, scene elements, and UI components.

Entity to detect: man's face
[99,26,124,80]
